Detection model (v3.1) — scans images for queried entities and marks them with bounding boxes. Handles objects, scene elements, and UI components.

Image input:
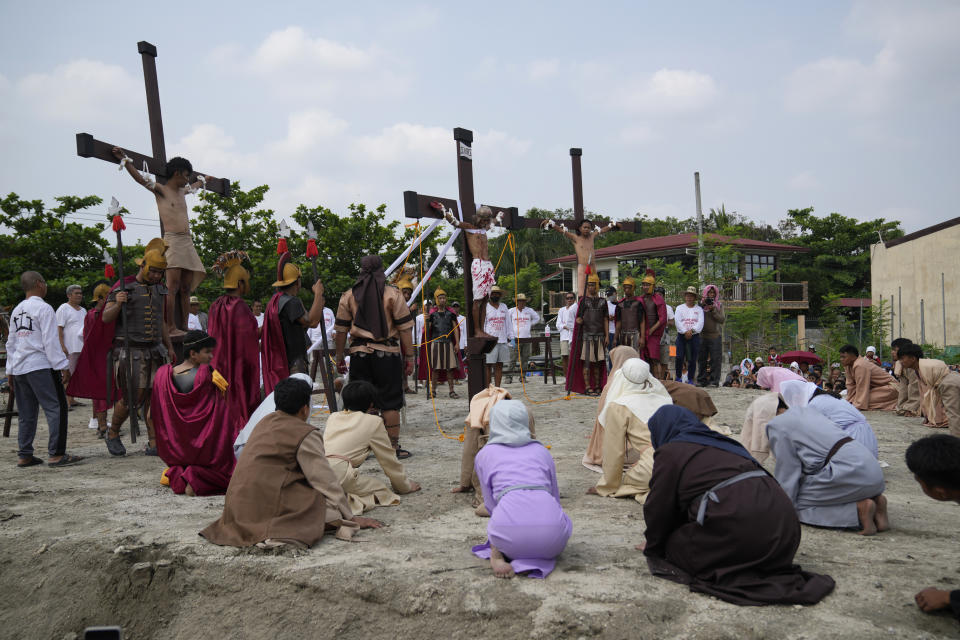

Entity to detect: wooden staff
[306,222,339,413]
[112,215,139,442]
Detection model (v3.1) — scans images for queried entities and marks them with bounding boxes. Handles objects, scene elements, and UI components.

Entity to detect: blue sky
[1,1,958,244]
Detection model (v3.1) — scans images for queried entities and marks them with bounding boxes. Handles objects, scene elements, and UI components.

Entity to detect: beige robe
[894,361,923,415]
[845,357,897,411]
[594,403,655,503]
[739,393,779,463]
[324,411,412,514]
[915,359,960,435]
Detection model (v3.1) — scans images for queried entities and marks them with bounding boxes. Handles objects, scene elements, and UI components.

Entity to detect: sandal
[17,456,44,468]
[395,448,413,460]
[449,391,459,399]
[48,454,84,468]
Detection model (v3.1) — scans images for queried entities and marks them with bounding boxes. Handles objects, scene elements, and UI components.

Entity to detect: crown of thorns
[211,250,250,276]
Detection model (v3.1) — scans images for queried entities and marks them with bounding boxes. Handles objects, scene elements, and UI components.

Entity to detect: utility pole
[694,172,704,285]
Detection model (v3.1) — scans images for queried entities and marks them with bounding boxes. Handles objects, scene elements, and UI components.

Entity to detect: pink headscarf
[701,284,722,309]
[756,366,804,393]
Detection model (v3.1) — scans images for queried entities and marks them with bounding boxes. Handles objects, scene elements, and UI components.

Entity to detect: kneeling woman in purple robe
[471,400,572,579]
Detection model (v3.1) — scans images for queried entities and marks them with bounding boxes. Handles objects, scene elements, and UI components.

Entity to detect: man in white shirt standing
[308,307,337,383]
[452,302,467,385]
[655,286,674,380]
[56,283,86,408]
[6,271,84,467]
[555,292,577,378]
[252,300,264,329]
[483,285,514,386]
[604,286,617,369]
[674,286,704,385]
[507,293,541,379]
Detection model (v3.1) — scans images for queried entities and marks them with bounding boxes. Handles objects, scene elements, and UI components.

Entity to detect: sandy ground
[1,375,958,640]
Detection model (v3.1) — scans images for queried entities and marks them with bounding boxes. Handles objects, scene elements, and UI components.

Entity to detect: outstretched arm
[111,147,162,195]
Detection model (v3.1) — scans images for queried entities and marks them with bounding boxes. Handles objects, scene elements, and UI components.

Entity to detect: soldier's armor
[428,309,456,342]
[642,295,660,330]
[618,298,642,333]
[114,279,165,344]
[581,296,607,335]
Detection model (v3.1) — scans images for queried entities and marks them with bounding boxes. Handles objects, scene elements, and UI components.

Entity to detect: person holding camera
[696,284,726,387]
[673,287,704,385]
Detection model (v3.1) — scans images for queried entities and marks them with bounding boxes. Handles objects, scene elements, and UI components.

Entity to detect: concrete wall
[569,257,620,295]
[871,224,960,347]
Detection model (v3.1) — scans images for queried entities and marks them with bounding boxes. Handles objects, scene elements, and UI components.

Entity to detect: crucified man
[112,146,210,336]
[541,218,619,295]
[444,205,499,339]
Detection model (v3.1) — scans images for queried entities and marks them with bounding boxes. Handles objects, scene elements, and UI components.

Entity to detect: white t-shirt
[484,302,513,343]
[555,303,577,342]
[456,315,467,349]
[55,303,86,354]
[607,300,617,333]
[674,304,704,334]
[254,312,264,328]
[307,308,337,352]
[6,296,69,374]
[187,313,203,331]
[508,306,540,339]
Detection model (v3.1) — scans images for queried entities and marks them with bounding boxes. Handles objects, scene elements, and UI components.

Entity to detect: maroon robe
[66,282,127,404]
[564,296,608,394]
[153,364,236,496]
[208,295,260,421]
[259,292,289,397]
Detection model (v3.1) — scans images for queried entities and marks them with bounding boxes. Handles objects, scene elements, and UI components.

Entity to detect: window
[598,270,611,285]
[704,252,739,281]
[745,254,774,281]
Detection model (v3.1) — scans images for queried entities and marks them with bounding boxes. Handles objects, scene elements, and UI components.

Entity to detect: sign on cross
[75,41,231,203]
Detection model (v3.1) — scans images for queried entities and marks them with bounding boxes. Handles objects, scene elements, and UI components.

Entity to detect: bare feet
[634,541,646,551]
[490,546,515,579]
[856,498,877,536]
[873,494,889,532]
[185,483,196,497]
[450,485,474,494]
[168,327,186,338]
[585,486,599,495]
[353,516,383,529]
[475,504,490,517]
[403,481,422,494]
[915,587,952,612]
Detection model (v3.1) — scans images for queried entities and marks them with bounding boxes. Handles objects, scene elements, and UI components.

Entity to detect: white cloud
[473,129,532,157]
[527,59,560,80]
[17,59,140,123]
[269,109,349,155]
[785,1,960,115]
[250,26,374,74]
[351,123,449,166]
[171,124,258,178]
[617,124,657,145]
[614,69,718,116]
[788,171,820,190]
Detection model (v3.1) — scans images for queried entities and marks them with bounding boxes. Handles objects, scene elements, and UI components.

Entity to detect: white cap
[789,361,800,370]
[866,346,876,353]
[755,356,764,363]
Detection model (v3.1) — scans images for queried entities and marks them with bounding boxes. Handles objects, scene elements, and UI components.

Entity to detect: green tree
[1,193,111,308]
[779,207,903,315]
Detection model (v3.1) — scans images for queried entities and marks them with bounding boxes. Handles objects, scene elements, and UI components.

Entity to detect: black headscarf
[352,255,388,340]
[648,405,756,461]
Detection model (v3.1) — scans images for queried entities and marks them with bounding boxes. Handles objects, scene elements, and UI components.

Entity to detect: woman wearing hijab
[756,365,805,393]
[780,380,879,458]
[766,406,888,535]
[588,359,673,502]
[583,346,640,468]
[642,405,835,606]
[471,400,572,579]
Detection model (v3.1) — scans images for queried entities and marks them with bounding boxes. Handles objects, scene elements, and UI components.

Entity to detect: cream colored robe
[894,361,923,415]
[594,403,655,503]
[323,411,412,514]
[739,393,779,462]
[845,357,897,411]
[916,359,960,435]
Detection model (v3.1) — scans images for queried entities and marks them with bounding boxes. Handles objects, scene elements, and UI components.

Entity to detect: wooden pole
[114,225,139,443]
[695,172,704,285]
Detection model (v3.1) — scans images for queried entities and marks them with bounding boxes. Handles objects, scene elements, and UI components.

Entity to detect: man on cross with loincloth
[112,147,208,335]
[444,205,497,338]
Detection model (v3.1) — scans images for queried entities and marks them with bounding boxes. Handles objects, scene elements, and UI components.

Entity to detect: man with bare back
[445,205,497,338]
[112,147,210,336]
[541,218,619,296]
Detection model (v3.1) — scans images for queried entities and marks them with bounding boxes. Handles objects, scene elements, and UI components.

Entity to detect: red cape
[259,291,289,397]
[152,364,235,496]
[417,306,465,381]
[640,293,667,361]
[208,295,261,421]
[564,296,608,394]
[66,283,126,402]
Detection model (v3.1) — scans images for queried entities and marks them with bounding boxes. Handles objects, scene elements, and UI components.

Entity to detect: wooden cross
[403,127,550,404]
[75,41,231,198]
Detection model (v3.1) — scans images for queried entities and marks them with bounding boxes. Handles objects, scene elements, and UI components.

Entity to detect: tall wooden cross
[403,127,546,405]
[75,41,231,200]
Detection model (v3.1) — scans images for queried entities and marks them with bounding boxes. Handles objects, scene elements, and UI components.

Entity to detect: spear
[306,221,339,413]
[108,197,139,442]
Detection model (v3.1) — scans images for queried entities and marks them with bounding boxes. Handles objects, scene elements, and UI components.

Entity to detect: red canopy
[780,350,821,365]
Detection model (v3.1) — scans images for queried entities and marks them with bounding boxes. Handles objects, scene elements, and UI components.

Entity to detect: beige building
[871,216,960,347]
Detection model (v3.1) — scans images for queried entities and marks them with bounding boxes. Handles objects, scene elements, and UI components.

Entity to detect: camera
[702,297,715,307]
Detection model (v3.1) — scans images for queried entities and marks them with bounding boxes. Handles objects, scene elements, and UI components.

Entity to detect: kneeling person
[200,378,380,548]
[324,381,422,514]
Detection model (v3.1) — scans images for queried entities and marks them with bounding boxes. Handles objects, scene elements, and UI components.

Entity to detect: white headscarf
[486,399,537,447]
[234,373,313,457]
[598,358,673,427]
[780,380,817,409]
[739,358,754,376]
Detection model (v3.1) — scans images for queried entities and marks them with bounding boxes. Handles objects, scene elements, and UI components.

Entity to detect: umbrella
[780,350,821,365]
